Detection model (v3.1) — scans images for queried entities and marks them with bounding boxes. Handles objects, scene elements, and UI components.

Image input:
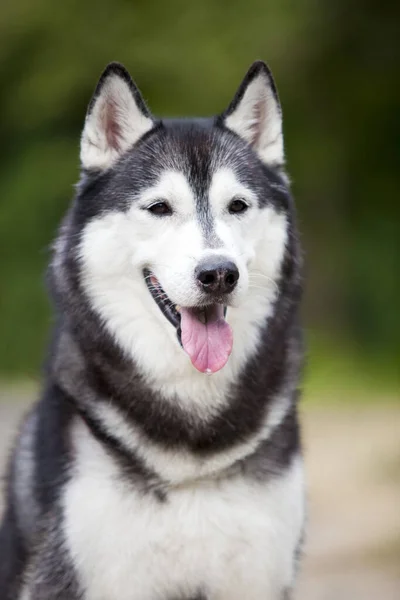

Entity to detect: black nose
[196,258,239,295]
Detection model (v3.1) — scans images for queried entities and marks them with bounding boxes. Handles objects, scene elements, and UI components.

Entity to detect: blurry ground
[297,402,400,599]
[0,386,399,599]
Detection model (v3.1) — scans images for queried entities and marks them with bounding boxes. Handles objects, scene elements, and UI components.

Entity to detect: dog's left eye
[228,198,249,215]
[147,201,172,216]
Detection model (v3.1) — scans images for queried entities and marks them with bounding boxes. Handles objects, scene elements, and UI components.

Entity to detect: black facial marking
[198,207,221,249]
[74,118,289,235]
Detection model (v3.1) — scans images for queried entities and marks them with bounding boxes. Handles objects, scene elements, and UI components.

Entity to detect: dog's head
[67,62,293,378]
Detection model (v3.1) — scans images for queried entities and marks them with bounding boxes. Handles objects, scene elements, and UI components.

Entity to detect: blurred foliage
[0,0,398,378]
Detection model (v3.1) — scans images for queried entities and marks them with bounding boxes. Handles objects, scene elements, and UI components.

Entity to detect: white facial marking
[208,167,258,210]
[64,418,305,600]
[79,166,288,413]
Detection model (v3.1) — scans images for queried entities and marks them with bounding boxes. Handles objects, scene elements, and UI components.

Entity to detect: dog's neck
[53,324,300,486]
[50,271,301,484]
[49,216,302,484]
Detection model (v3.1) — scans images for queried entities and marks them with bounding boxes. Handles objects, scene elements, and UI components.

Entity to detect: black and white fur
[0,61,305,600]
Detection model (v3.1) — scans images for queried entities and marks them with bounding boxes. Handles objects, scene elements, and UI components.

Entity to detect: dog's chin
[143,269,232,374]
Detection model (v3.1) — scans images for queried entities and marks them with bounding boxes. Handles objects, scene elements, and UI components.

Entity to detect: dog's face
[71,62,291,379]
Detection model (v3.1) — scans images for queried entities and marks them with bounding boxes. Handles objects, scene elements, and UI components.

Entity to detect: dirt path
[297,404,400,599]
[1,387,399,598]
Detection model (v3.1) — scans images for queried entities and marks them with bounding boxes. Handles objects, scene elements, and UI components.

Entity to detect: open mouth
[143,269,181,330]
[144,269,233,374]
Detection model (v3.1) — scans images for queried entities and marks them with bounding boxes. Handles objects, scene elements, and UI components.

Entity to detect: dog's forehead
[134,120,260,200]
[95,119,290,219]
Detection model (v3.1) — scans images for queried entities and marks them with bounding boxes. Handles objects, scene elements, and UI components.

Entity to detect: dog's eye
[228,198,249,215]
[147,201,172,216]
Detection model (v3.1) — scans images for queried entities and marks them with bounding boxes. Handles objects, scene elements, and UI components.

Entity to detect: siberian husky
[0,61,305,599]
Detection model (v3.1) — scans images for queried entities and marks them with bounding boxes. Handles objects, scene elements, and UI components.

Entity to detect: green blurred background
[0,0,398,396]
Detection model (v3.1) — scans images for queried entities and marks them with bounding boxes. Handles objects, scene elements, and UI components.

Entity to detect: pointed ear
[80,62,154,171]
[221,61,284,167]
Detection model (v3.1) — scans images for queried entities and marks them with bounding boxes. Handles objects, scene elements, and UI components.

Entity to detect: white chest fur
[63,422,304,600]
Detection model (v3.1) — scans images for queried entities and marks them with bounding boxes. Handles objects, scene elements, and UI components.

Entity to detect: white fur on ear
[223,62,284,167]
[80,63,154,171]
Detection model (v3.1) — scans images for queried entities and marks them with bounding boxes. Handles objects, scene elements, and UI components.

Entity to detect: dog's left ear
[220,61,284,168]
[80,62,154,171]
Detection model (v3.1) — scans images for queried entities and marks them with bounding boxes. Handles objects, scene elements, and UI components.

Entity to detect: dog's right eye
[147,201,172,216]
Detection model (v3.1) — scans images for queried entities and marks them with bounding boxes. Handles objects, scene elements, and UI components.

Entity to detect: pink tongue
[180,305,233,374]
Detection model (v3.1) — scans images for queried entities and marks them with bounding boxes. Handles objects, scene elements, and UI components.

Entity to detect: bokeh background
[0,1,399,598]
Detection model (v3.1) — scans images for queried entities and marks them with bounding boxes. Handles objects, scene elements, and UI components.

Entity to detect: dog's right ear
[80,63,154,172]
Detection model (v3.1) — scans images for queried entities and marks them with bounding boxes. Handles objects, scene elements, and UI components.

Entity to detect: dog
[0,60,305,600]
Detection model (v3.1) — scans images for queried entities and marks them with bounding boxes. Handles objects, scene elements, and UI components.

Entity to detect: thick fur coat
[0,61,305,600]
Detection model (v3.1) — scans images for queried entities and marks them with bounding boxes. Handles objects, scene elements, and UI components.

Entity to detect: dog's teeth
[175,305,181,313]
